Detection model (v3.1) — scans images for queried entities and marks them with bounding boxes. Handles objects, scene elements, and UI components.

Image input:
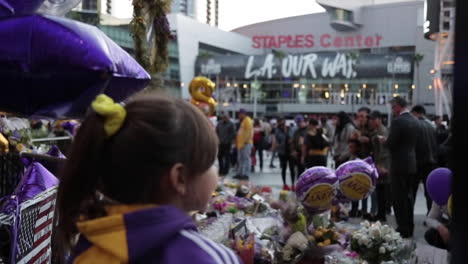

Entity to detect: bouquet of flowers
[311,226,341,247]
[350,221,407,264]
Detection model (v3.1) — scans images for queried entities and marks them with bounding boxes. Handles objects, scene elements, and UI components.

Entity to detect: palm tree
[131,0,172,90]
[413,53,424,104]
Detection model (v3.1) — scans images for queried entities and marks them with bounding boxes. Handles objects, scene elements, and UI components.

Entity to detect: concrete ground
[221,151,449,263]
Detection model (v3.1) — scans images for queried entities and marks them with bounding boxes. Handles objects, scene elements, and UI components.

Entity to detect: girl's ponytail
[56,113,108,251]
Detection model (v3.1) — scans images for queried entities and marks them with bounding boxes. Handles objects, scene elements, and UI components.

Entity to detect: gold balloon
[0,133,9,153]
[448,194,453,217]
[189,76,217,116]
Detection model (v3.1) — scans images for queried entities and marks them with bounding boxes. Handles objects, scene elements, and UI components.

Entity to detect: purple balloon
[62,120,78,135]
[0,0,44,17]
[14,162,59,204]
[0,14,150,117]
[47,145,66,159]
[296,166,338,213]
[426,168,452,205]
[335,157,378,201]
[332,191,349,205]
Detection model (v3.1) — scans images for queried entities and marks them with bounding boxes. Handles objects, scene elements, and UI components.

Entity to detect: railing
[229,92,410,106]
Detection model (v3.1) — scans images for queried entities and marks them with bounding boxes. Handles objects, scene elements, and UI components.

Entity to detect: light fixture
[340,89,345,98]
[180,82,185,87]
[325,91,330,99]
[393,93,399,97]
[394,84,399,89]
[443,60,455,65]
[362,84,367,89]
[222,102,229,106]
[429,69,437,74]
[428,85,433,90]
[411,84,415,89]
[243,84,248,89]
[234,83,238,87]
[293,83,300,88]
[356,93,361,98]
[312,84,316,88]
[328,84,332,88]
[226,82,231,87]
[301,84,306,89]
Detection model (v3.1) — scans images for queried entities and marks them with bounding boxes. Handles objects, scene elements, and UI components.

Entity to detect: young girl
[56,93,240,264]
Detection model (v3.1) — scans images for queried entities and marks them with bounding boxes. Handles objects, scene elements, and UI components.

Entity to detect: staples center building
[182,0,436,115]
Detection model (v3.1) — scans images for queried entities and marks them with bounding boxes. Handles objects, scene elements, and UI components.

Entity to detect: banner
[424,0,440,40]
[195,51,414,80]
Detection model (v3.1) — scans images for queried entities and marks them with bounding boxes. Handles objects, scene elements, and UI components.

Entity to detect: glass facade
[98,25,182,96]
[333,9,353,22]
[197,47,416,113]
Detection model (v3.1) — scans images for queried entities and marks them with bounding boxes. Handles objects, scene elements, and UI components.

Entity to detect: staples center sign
[252,34,383,49]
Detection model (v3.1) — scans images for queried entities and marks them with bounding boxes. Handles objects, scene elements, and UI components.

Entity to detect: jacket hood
[75,205,197,262]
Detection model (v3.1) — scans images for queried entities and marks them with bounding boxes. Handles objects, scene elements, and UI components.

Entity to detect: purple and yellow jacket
[70,205,241,264]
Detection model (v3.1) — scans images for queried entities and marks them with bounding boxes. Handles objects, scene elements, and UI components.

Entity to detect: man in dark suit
[411,105,438,214]
[382,96,419,238]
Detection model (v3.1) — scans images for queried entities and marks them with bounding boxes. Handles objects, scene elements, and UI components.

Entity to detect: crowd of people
[216,96,452,244]
[50,93,452,263]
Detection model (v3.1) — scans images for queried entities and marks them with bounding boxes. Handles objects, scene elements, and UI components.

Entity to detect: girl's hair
[56,93,218,250]
[335,111,354,137]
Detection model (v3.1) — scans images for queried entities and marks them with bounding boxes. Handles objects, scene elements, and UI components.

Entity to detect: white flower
[359,237,370,247]
[354,234,362,241]
[381,225,391,235]
[384,234,392,242]
[286,232,309,251]
[362,221,370,228]
[371,227,381,238]
[379,246,386,254]
[391,232,401,240]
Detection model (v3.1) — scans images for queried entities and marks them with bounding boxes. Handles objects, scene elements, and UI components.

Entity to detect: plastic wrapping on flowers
[196,179,364,264]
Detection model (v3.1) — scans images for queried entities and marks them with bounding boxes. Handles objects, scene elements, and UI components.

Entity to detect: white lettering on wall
[321,53,356,78]
[245,54,277,79]
[387,57,411,74]
[201,59,222,75]
[245,52,356,79]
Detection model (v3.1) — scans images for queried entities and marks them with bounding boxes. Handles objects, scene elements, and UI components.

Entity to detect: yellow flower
[333,232,340,241]
[16,143,24,152]
[314,230,323,238]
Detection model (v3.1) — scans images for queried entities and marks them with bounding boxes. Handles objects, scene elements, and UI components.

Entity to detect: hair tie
[91,94,126,137]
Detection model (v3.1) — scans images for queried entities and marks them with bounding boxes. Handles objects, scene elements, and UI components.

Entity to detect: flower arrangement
[350,221,405,264]
[311,226,340,247]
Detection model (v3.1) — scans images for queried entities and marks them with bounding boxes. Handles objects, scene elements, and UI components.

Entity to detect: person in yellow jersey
[234,109,253,180]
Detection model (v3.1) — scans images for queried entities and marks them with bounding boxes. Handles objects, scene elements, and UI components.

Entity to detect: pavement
[220,152,449,263]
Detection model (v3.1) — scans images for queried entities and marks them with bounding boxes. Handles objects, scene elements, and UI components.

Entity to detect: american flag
[14,188,57,264]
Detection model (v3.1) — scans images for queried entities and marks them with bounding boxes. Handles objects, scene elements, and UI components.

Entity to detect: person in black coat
[411,105,438,214]
[382,96,419,238]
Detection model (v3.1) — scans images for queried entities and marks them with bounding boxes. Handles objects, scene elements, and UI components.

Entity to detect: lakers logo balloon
[296,166,338,214]
[189,76,217,116]
[335,157,378,201]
